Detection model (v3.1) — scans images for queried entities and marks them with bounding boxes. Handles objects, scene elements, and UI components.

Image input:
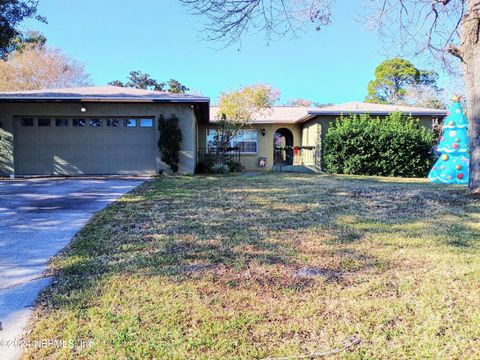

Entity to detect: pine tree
[428,97,470,184]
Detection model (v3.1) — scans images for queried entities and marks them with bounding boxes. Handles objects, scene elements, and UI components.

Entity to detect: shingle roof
[0,87,446,124]
[306,101,447,117]
[0,86,209,103]
[210,106,311,124]
[210,102,447,124]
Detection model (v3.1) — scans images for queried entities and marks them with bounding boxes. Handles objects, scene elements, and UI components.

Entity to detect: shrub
[226,160,244,173]
[195,158,243,174]
[195,159,214,174]
[324,112,434,178]
[211,164,229,174]
[158,114,182,173]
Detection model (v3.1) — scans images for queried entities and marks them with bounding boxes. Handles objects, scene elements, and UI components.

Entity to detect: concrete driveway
[0,177,146,359]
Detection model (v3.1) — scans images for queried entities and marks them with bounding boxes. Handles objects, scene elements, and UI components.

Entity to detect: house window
[125,119,137,128]
[55,119,69,127]
[90,118,103,127]
[206,129,258,154]
[21,118,34,127]
[107,118,120,127]
[73,118,86,127]
[38,118,51,127]
[139,118,153,127]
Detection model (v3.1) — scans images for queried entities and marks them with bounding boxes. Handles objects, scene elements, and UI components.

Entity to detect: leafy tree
[108,80,125,87]
[110,71,164,91]
[166,79,189,94]
[158,114,182,173]
[181,0,480,192]
[286,99,334,107]
[365,58,439,104]
[286,98,312,107]
[0,46,91,91]
[0,0,45,58]
[214,84,279,162]
[109,71,189,93]
[312,102,334,108]
[11,30,47,53]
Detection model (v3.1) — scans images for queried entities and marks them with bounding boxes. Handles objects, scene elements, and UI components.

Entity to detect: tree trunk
[461,1,480,193]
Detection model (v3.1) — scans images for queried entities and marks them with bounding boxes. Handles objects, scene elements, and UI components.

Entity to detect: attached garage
[0,86,210,176]
[14,116,157,175]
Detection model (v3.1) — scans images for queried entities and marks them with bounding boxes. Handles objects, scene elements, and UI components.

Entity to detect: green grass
[23,173,480,359]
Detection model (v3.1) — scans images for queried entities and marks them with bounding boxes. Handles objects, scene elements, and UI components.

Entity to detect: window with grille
[206,129,258,154]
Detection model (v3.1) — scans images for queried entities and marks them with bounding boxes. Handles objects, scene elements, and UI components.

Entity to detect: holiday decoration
[428,97,470,184]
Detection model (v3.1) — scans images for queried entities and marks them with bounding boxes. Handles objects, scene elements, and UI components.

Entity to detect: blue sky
[22,0,428,104]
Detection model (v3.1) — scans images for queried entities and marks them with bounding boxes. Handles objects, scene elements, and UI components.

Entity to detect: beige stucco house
[0,86,447,177]
[0,86,209,176]
[200,103,447,172]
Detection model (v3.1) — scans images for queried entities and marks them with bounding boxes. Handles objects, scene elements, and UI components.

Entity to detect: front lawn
[24,174,480,359]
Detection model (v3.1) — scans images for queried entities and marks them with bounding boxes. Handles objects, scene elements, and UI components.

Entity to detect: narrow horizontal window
[38,118,51,127]
[90,119,103,127]
[73,119,86,127]
[55,119,69,127]
[21,118,34,127]
[125,119,137,128]
[139,118,153,127]
[107,118,120,127]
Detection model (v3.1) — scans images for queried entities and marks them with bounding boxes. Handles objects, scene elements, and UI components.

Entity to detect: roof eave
[209,120,297,125]
[0,96,210,103]
[295,114,317,123]
[0,97,211,124]
[300,110,447,121]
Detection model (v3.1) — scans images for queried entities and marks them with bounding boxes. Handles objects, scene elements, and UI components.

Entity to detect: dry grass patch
[23,173,480,359]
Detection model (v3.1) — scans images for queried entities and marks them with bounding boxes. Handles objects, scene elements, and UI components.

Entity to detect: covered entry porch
[272,127,319,173]
[197,121,321,173]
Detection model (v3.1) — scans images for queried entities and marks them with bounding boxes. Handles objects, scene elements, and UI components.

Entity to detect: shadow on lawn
[49,173,479,307]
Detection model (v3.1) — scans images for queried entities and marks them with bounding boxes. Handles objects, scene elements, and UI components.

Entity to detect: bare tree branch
[364,0,468,73]
[180,0,468,73]
[179,0,332,45]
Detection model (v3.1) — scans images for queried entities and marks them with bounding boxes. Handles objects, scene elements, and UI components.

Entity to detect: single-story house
[199,102,447,171]
[0,86,447,176]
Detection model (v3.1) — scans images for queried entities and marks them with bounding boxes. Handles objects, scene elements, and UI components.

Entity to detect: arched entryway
[274,128,294,165]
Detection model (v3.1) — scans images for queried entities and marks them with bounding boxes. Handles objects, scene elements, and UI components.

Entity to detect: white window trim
[206,129,259,154]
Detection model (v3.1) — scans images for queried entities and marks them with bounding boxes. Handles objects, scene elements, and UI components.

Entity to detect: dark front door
[274,128,294,165]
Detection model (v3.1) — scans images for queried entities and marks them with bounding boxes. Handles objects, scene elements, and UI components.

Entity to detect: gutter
[296,110,448,124]
[0,97,210,103]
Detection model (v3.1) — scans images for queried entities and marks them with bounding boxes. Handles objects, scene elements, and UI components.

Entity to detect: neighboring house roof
[210,106,311,124]
[0,86,209,103]
[210,102,447,124]
[0,86,210,123]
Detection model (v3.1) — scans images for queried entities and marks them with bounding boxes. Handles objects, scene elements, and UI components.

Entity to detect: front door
[274,128,294,165]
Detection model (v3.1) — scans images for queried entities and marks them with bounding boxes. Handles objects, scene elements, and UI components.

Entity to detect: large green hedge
[324,112,435,178]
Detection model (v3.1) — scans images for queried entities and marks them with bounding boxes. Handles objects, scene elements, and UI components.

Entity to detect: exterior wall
[198,114,438,172]
[301,120,323,168]
[0,102,197,176]
[198,123,301,171]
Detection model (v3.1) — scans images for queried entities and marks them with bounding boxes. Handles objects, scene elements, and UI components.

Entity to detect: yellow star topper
[452,95,462,103]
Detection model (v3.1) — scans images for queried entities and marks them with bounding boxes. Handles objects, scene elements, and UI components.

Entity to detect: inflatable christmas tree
[428,96,470,184]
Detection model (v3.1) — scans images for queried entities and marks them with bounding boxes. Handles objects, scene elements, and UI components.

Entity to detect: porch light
[80,106,87,113]
[261,128,266,136]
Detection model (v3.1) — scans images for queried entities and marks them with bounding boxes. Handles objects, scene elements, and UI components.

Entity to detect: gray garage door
[14,117,157,175]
